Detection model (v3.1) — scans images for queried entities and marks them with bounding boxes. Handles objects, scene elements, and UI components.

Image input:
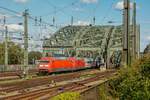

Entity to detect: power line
[43,0,79,17]
[0,7,46,47]
[100,0,117,24]
[42,0,80,26]
[0,6,21,15]
[0,6,57,27]
[0,7,50,52]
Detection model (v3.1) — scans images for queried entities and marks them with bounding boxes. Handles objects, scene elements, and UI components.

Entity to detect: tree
[144,43,150,54]
[28,51,42,64]
[0,42,24,65]
[0,43,5,64]
[109,54,150,100]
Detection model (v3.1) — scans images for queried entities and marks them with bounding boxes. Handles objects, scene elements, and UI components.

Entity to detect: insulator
[18,23,23,25]
[35,17,37,26]
[71,16,73,25]
[53,16,55,25]
[93,16,95,25]
[55,38,58,42]
[3,16,6,25]
[39,16,42,25]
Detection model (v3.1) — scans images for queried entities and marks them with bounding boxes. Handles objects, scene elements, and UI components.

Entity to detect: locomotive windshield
[53,54,67,57]
[52,53,67,59]
[39,60,49,63]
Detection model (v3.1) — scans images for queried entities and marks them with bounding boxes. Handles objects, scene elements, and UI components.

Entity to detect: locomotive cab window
[39,61,49,63]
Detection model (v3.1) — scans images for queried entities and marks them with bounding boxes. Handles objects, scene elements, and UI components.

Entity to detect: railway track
[0,69,37,81]
[0,69,116,100]
[0,68,97,82]
[0,69,37,77]
[0,69,100,92]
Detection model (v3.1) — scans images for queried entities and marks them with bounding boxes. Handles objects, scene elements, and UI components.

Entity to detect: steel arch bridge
[43,25,123,67]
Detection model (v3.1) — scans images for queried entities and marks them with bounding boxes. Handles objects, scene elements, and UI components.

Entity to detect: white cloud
[0,24,23,32]
[74,20,90,26]
[7,24,23,32]
[115,1,133,10]
[80,0,98,4]
[14,0,29,3]
[147,36,150,41]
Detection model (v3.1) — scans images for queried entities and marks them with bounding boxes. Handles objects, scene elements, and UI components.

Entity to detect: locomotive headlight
[45,65,48,67]
[40,65,43,67]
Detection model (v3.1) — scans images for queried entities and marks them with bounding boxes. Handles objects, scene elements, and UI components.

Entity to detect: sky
[0,0,150,52]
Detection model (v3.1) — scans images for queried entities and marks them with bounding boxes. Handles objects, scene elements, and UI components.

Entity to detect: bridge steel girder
[43,25,122,55]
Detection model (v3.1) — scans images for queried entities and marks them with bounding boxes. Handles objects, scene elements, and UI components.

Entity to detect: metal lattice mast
[136,25,140,59]
[23,9,29,77]
[122,0,130,66]
[132,2,136,60]
[4,26,8,71]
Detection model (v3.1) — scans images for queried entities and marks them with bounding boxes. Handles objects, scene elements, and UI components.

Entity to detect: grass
[51,92,80,100]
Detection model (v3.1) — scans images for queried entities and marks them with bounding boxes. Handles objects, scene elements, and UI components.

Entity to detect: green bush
[109,54,150,100]
[51,92,80,100]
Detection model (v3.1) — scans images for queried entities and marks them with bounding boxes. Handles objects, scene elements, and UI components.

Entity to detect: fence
[80,80,110,100]
[0,65,37,72]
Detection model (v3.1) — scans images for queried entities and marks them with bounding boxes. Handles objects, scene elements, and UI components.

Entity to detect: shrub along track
[0,69,116,100]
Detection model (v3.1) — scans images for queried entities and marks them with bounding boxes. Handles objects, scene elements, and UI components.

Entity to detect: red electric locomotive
[38,54,93,74]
